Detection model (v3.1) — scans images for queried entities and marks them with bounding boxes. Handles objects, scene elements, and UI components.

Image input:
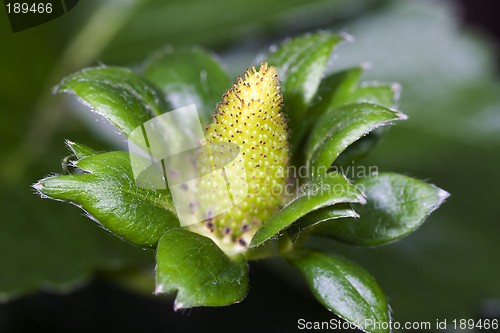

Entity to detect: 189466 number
[6,2,53,14]
[452,319,498,330]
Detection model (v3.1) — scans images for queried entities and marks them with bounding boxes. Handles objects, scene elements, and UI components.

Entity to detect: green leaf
[288,204,358,241]
[156,228,248,309]
[287,250,389,333]
[323,82,401,166]
[250,173,365,248]
[56,66,167,136]
[304,75,400,165]
[333,130,389,168]
[267,32,343,139]
[314,173,449,246]
[65,140,97,159]
[347,83,400,108]
[297,68,401,151]
[306,103,406,175]
[34,151,178,247]
[294,66,364,149]
[315,66,364,109]
[142,47,230,127]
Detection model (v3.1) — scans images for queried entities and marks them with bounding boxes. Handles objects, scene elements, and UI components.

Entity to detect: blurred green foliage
[0,0,498,325]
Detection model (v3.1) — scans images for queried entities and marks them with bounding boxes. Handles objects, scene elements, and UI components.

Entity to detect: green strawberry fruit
[189,63,289,255]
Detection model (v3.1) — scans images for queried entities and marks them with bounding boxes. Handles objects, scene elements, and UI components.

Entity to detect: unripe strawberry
[189,63,289,254]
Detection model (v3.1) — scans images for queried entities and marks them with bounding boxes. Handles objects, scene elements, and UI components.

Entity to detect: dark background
[1,0,499,332]
[461,0,500,70]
